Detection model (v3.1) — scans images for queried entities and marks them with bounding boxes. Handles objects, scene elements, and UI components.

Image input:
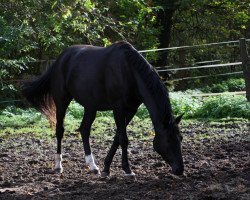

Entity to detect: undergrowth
[200,78,245,93]
[170,91,250,119]
[0,91,249,138]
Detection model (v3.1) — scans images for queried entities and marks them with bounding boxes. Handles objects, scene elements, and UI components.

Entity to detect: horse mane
[118,41,174,124]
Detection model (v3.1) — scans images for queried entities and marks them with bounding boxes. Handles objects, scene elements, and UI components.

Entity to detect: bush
[201,78,245,93]
[194,95,250,119]
[67,102,84,119]
[211,84,229,93]
[226,78,245,92]
[170,90,202,118]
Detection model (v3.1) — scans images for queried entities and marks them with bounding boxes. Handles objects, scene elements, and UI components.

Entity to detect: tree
[0,0,249,102]
[152,0,180,66]
[172,0,250,45]
[0,0,120,101]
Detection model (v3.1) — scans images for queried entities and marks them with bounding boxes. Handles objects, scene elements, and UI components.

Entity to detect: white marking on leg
[85,154,99,171]
[124,171,135,177]
[55,154,63,172]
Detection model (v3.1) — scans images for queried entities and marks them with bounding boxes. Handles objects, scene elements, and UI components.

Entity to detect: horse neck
[134,72,174,132]
[120,42,174,131]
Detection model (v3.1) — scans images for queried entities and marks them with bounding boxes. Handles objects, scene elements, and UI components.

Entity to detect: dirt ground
[0,120,249,200]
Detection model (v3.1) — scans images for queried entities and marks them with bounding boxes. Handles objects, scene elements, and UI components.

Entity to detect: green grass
[0,91,249,138]
[194,95,250,119]
[0,104,152,140]
[170,91,250,119]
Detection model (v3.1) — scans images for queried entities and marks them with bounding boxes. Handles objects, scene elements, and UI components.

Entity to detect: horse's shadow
[0,175,177,200]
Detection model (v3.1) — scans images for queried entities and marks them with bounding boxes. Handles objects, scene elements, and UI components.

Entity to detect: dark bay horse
[22,41,184,176]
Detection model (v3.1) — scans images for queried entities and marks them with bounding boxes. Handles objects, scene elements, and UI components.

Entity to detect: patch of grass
[0,104,153,140]
[170,90,202,118]
[194,95,250,119]
[169,91,250,119]
[1,92,249,139]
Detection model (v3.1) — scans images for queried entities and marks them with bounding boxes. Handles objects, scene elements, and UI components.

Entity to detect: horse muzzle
[160,154,184,175]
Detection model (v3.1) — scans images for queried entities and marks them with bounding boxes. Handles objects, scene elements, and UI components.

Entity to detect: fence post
[176,48,188,90]
[239,38,250,101]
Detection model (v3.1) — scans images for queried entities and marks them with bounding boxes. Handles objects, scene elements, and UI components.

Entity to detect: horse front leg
[113,107,135,177]
[120,132,134,177]
[102,106,138,178]
[102,132,134,177]
[79,109,99,174]
[102,133,119,177]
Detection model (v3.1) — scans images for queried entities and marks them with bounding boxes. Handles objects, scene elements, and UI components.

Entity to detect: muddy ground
[0,120,249,200]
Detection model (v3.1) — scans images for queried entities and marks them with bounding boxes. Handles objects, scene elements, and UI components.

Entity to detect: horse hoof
[54,168,63,173]
[91,169,100,175]
[100,171,110,178]
[124,172,136,179]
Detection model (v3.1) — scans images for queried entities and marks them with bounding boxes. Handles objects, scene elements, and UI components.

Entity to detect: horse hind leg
[79,109,100,174]
[54,96,71,173]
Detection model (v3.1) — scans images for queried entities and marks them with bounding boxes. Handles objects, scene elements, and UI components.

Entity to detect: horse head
[153,114,184,175]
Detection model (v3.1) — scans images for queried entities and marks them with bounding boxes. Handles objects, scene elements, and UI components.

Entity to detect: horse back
[51,43,140,110]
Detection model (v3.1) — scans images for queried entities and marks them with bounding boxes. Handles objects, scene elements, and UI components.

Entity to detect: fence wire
[1,39,249,104]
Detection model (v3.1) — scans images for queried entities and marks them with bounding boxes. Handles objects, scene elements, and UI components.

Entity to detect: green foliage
[0,106,43,128]
[1,92,249,133]
[67,101,149,120]
[135,105,150,119]
[0,0,249,102]
[170,91,202,118]
[67,102,84,119]
[225,78,246,92]
[195,95,250,119]
[201,78,245,93]
[168,0,249,89]
[170,91,250,119]
[97,0,161,61]
[172,0,250,45]
[204,84,229,93]
[0,91,249,139]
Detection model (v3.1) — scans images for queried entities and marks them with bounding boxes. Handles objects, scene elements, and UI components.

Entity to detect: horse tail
[22,63,56,126]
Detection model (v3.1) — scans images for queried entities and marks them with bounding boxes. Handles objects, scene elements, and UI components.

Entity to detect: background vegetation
[1,92,249,136]
[0,0,249,118]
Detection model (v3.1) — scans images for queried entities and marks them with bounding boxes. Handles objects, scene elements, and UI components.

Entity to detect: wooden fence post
[239,38,250,101]
[176,48,188,90]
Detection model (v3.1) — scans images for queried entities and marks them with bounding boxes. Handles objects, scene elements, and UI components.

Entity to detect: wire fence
[0,91,247,105]
[157,62,242,72]
[138,39,250,53]
[1,39,249,105]
[171,71,243,82]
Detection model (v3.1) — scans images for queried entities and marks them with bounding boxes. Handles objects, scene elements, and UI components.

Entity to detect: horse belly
[68,76,125,111]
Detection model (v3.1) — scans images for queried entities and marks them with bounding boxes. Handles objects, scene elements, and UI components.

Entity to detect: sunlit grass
[0,91,249,139]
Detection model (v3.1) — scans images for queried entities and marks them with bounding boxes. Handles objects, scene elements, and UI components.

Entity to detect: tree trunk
[240,38,250,101]
[154,1,179,66]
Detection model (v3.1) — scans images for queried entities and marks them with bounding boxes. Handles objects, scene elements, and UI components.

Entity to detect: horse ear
[176,113,184,124]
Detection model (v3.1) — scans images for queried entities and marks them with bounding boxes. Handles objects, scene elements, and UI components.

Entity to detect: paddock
[0,120,249,200]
